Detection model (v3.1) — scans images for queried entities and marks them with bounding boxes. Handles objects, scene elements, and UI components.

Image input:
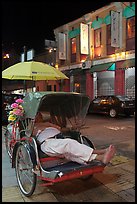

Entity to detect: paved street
[2,114,135,202]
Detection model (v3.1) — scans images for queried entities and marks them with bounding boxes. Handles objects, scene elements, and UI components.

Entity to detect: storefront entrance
[125,67,135,98]
[95,71,115,96]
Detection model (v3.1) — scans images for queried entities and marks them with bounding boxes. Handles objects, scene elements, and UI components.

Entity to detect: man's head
[35,112,44,123]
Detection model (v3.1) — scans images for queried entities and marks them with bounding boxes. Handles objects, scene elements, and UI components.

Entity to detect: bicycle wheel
[15,143,37,197]
[81,135,95,149]
[4,129,13,159]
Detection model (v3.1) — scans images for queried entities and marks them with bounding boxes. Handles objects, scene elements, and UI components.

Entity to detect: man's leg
[42,138,95,164]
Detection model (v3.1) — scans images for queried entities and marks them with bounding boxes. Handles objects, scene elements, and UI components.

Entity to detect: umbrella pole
[24,80,27,94]
[32,81,35,92]
[32,77,35,92]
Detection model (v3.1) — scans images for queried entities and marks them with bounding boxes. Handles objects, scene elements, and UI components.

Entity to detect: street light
[3,54,10,59]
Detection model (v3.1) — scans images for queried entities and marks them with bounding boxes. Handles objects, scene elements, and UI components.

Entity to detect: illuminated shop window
[74,83,80,93]
[80,54,87,62]
[94,28,102,58]
[126,16,135,51]
[106,24,115,55]
[71,38,76,63]
[71,38,76,53]
[127,16,135,39]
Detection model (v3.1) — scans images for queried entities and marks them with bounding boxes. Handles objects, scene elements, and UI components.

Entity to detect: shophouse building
[54,2,135,100]
[34,40,59,92]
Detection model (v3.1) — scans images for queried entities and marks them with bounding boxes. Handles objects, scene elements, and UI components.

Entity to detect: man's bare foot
[93,147,109,155]
[103,145,116,164]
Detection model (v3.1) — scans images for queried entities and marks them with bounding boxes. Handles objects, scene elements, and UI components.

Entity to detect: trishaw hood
[22,92,54,119]
[22,92,90,128]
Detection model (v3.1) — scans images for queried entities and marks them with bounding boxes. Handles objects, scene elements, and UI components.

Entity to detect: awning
[65,68,84,76]
[120,58,135,69]
[90,62,115,73]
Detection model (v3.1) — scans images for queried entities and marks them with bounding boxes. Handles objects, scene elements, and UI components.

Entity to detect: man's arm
[33,122,61,136]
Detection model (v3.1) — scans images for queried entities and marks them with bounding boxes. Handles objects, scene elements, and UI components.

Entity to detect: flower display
[11,103,19,109]
[15,98,24,104]
[8,98,24,123]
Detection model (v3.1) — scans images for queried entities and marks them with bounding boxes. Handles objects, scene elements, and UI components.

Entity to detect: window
[94,28,102,58]
[94,28,101,48]
[106,24,115,55]
[107,24,111,45]
[126,17,135,51]
[47,85,52,91]
[80,54,87,62]
[74,83,80,93]
[127,17,135,39]
[54,85,56,91]
[60,60,65,66]
[71,38,76,54]
[71,38,76,63]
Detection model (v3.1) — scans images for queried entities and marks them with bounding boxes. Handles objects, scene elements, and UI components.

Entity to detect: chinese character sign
[58,33,66,60]
[80,23,89,54]
[111,10,120,47]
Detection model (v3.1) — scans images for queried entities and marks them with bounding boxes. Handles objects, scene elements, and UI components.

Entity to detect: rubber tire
[81,136,95,149]
[4,129,13,159]
[15,144,37,197]
[109,108,117,118]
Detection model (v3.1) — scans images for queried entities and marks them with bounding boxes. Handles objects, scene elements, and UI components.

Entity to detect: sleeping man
[33,112,116,165]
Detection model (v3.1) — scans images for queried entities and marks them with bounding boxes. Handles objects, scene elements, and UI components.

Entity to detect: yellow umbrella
[2,61,68,80]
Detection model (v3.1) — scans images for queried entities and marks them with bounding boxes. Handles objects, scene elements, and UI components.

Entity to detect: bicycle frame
[5,121,21,159]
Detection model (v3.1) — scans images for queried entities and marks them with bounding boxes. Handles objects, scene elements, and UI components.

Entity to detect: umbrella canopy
[2,61,68,80]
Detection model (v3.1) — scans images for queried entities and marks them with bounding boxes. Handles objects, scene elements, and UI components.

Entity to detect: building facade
[54,2,135,100]
[34,42,58,92]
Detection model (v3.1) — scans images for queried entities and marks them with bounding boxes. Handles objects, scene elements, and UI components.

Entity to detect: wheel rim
[109,109,116,118]
[15,144,36,196]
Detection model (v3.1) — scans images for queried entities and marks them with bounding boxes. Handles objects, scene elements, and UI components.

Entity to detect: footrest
[42,160,105,179]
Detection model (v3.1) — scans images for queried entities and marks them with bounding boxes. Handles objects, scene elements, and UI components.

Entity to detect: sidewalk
[94,156,135,202]
[2,186,58,202]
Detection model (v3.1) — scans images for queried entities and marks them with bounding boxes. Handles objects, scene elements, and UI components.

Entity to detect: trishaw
[4,92,105,197]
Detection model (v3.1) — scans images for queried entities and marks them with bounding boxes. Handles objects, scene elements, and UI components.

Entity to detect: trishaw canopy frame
[22,92,90,125]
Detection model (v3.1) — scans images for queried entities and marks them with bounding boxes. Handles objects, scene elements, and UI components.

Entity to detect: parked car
[2,93,24,125]
[88,95,135,118]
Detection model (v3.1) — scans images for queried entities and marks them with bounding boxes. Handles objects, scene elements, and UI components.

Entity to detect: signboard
[45,39,56,48]
[58,33,66,60]
[21,53,25,62]
[21,49,34,62]
[80,23,89,54]
[111,10,120,47]
[27,49,34,61]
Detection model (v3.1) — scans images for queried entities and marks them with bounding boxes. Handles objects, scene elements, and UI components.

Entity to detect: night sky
[2,0,113,53]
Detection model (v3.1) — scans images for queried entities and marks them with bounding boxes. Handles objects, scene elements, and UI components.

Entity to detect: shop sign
[80,23,89,54]
[58,33,66,60]
[111,10,120,47]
